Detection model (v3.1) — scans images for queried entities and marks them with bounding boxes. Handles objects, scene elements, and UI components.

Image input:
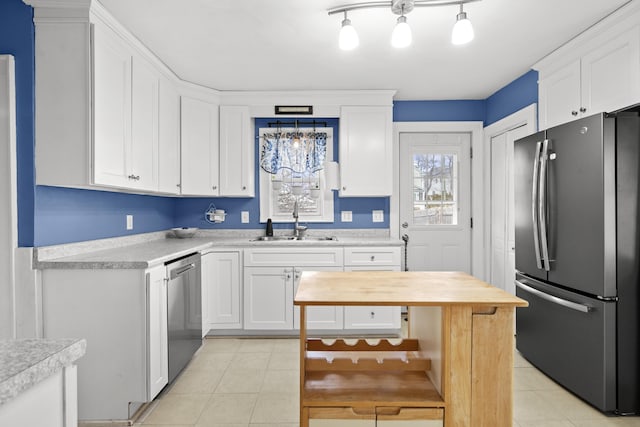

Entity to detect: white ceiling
[97,0,631,100]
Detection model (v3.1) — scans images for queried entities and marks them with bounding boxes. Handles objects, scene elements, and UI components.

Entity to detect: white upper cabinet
[219,106,254,197]
[32,3,178,194]
[339,105,393,197]
[158,76,181,194]
[130,55,160,191]
[180,96,220,196]
[92,22,132,189]
[537,3,640,129]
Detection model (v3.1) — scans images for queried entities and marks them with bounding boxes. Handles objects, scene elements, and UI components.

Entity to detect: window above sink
[258,125,335,223]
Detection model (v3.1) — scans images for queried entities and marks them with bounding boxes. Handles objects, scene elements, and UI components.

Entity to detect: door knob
[402,222,409,228]
[571,110,578,116]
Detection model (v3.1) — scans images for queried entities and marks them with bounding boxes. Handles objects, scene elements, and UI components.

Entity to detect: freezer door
[545,114,616,297]
[514,131,547,281]
[515,274,616,412]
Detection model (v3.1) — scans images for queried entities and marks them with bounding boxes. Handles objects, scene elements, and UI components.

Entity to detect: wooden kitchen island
[294,271,528,427]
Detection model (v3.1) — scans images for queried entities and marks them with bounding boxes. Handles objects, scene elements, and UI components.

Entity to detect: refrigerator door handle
[532,141,543,269]
[515,280,592,313]
[538,139,551,271]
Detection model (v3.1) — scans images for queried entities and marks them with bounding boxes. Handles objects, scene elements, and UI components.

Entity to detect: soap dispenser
[266,218,273,237]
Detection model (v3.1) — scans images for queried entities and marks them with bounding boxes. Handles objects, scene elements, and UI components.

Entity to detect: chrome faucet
[292,199,307,238]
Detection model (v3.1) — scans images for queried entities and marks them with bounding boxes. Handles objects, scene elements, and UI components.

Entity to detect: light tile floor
[136,337,640,427]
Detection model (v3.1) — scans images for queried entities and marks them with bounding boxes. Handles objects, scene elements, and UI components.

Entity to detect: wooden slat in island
[294,271,528,427]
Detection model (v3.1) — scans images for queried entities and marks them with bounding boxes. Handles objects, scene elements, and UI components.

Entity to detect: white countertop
[34,230,403,270]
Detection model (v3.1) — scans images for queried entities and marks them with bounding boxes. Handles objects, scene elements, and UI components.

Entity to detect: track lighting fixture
[329,0,480,51]
[339,12,359,50]
[451,3,474,45]
[391,6,412,48]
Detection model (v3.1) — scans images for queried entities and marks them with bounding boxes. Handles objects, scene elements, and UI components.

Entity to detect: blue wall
[4,0,538,247]
[394,100,486,122]
[393,70,538,126]
[35,187,175,246]
[485,70,538,125]
[1,0,35,247]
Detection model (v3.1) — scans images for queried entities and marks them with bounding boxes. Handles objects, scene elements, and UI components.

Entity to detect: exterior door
[489,124,529,295]
[399,132,471,272]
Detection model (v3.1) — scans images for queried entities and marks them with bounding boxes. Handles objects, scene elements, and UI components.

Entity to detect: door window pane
[413,153,458,225]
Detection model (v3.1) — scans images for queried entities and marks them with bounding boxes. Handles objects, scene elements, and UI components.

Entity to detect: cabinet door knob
[242,186,246,190]
[579,107,587,113]
[370,255,375,261]
[342,186,346,191]
[370,311,375,319]
[571,110,578,116]
[176,183,181,188]
[212,185,217,190]
[402,222,409,228]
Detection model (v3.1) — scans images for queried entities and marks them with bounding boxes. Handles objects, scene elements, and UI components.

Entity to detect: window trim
[258,127,335,223]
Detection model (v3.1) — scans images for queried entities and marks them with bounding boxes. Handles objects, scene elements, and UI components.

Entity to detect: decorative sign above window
[274,105,313,115]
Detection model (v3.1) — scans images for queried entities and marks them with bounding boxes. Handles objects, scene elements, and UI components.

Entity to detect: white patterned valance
[260,132,327,174]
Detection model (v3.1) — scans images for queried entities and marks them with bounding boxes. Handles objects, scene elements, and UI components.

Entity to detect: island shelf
[295,271,528,427]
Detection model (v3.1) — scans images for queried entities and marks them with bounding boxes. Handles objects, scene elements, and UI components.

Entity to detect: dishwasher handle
[515,280,592,313]
[170,263,196,280]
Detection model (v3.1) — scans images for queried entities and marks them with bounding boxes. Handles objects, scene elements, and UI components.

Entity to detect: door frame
[482,103,538,283]
[392,121,484,278]
[0,55,17,339]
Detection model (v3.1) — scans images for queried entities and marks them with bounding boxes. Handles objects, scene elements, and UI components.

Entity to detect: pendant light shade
[391,15,412,48]
[339,15,359,50]
[451,6,474,45]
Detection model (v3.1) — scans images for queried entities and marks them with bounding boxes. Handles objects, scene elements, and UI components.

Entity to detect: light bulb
[391,15,412,48]
[451,10,474,45]
[339,17,359,50]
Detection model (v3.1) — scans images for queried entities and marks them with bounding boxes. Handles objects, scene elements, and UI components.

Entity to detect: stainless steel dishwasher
[165,252,202,383]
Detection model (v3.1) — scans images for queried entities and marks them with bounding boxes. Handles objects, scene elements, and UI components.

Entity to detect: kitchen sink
[252,236,338,242]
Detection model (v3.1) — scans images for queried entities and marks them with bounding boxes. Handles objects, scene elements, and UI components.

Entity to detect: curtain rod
[267,120,328,128]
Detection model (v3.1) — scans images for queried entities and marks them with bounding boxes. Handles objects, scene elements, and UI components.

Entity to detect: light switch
[341,211,353,222]
[126,215,133,230]
[241,211,250,223]
[372,210,384,223]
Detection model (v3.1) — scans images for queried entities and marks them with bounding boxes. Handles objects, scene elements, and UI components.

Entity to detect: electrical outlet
[372,210,384,223]
[241,211,250,223]
[341,211,353,222]
[126,215,133,230]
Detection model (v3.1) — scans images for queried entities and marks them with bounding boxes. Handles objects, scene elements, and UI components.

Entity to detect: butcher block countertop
[294,270,528,307]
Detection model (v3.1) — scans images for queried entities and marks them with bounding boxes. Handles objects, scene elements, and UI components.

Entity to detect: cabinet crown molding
[22,0,91,7]
[534,0,640,75]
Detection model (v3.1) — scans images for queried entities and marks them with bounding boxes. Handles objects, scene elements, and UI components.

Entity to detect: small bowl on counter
[171,227,198,238]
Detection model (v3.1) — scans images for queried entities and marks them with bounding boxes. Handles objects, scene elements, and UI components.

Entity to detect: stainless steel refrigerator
[514,110,640,414]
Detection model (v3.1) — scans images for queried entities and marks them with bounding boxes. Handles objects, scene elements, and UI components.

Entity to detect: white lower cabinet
[41,265,169,421]
[294,266,344,330]
[244,266,295,329]
[344,247,402,330]
[243,247,344,330]
[0,367,79,427]
[147,266,169,398]
[202,251,242,333]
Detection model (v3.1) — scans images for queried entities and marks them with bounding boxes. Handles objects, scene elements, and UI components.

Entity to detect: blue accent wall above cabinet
[485,70,538,126]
